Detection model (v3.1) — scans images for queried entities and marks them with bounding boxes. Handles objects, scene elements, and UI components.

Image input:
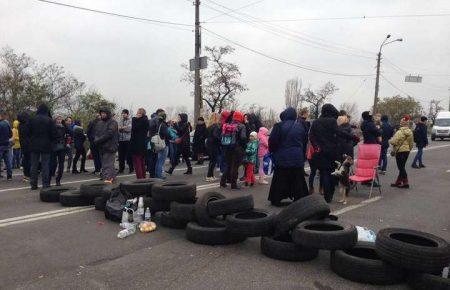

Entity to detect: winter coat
[168,127,178,140]
[53,123,66,152]
[73,125,86,150]
[297,117,310,157]
[269,107,306,169]
[130,115,149,155]
[28,104,57,153]
[94,108,119,153]
[389,127,414,153]
[245,140,258,164]
[361,119,382,144]
[336,123,356,159]
[413,123,428,148]
[175,114,192,153]
[257,127,269,158]
[17,112,30,152]
[193,122,207,154]
[12,121,20,149]
[206,123,221,154]
[87,118,100,144]
[118,118,132,142]
[0,119,12,147]
[381,121,394,149]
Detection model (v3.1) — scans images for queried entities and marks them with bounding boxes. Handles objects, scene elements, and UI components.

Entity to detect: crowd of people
[0,102,430,205]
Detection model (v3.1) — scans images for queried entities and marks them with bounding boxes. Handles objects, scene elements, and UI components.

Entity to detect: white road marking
[331,196,382,216]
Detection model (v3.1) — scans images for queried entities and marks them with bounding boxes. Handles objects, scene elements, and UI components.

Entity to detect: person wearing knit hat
[244,131,259,186]
[389,115,414,188]
[411,116,429,169]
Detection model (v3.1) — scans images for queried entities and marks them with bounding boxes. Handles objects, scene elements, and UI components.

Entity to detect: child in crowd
[245,131,258,187]
[257,127,269,184]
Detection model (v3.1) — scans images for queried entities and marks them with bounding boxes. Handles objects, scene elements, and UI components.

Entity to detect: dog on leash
[331,155,354,205]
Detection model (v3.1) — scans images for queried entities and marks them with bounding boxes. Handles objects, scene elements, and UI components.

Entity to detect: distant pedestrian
[167,113,192,175]
[130,108,149,179]
[64,116,74,173]
[379,115,394,174]
[147,109,165,177]
[361,111,382,144]
[28,104,57,189]
[118,109,133,174]
[390,115,414,188]
[412,116,429,169]
[12,120,21,169]
[0,110,13,180]
[193,117,207,165]
[87,113,102,174]
[244,131,258,187]
[206,113,221,181]
[51,115,67,186]
[257,127,269,184]
[167,120,179,172]
[17,111,31,181]
[153,111,169,179]
[72,120,87,174]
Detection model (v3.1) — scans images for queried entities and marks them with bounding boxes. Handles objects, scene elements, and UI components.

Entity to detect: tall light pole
[194,0,202,124]
[373,34,403,113]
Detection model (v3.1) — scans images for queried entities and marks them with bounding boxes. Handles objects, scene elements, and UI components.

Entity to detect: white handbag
[151,124,166,152]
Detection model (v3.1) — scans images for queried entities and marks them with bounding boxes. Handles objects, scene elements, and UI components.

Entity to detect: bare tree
[378,95,423,126]
[181,46,247,113]
[304,81,338,119]
[428,99,443,125]
[339,102,359,122]
[284,78,303,111]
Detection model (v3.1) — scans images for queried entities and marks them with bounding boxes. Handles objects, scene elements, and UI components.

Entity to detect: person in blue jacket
[412,116,429,169]
[379,115,394,174]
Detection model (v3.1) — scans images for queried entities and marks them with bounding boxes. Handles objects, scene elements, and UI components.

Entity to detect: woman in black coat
[206,113,221,181]
[51,115,67,185]
[193,117,207,165]
[72,120,87,174]
[167,113,192,175]
[130,108,149,179]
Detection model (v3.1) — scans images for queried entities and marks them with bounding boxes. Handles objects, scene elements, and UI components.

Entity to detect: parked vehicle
[431,111,450,141]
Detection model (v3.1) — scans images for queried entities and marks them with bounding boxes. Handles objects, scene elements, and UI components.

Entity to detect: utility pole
[194,0,202,124]
[373,51,381,113]
[448,87,450,111]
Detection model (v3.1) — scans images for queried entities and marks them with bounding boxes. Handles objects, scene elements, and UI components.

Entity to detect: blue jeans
[13,148,21,168]
[379,147,388,171]
[412,146,424,166]
[168,142,177,167]
[0,145,13,178]
[155,147,169,178]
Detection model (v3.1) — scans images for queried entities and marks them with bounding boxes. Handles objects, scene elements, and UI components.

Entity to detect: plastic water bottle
[117,226,136,239]
[144,207,151,221]
[137,197,144,218]
[121,209,129,224]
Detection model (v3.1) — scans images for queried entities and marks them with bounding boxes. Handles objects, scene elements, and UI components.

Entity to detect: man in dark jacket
[28,104,57,189]
[72,120,87,174]
[94,107,119,183]
[361,111,382,144]
[87,113,102,174]
[51,115,67,186]
[167,113,192,175]
[412,116,429,169]
[0,110,13,180]
[379,115,394,173]
[154,111,169,179]
[17,111,31,180]
[147,109,165,177]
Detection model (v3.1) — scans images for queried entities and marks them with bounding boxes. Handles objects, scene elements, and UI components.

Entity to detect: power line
[380,74,434,103]
[204,0,265,21]
[36,0,193,29]
[203,27,374,77]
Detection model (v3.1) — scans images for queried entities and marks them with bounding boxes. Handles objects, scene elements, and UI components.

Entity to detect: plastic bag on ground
[356,226,376,243]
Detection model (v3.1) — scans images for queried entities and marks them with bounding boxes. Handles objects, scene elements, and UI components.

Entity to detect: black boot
[165,167,174,175]
[184,167,192,175]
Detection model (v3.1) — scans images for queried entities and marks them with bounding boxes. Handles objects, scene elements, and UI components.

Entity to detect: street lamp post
[373,34,403,113]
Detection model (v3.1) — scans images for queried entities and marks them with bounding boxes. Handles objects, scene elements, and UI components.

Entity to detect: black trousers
[268,167,309,204]
[207,146,219,178]
[118,141,133,172]
[22,150,31,178]
[73,147,86,171]
[395,151,409,180]
[30,152,51,188]
[51,150,65,183]
[221,147,244,186]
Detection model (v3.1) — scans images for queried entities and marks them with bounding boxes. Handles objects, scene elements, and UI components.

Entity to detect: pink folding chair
[349,144,382,198]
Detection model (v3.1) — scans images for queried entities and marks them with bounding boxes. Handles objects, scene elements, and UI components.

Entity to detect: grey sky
[1,0,449,116]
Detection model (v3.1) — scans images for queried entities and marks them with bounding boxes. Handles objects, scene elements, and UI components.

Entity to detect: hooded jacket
[257,127,269,158]
[28,104,57,153]
[390,126,414,153]
[12,120,20,149]
[269,107,306,168]
[413,122,428,148]
[380,116,394,149]
[0,117,12,147]
[175,113,192,152]
[130,115,149,155]
[17,112,30,151]
[94,108,119,153]
[361,113,382,144]
[73,125,86,150]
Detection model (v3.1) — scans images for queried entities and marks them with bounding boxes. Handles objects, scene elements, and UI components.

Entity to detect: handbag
[390,136,408,157]
[151,123,166,152]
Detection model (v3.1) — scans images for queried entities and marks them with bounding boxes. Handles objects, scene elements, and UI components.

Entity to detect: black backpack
[105,187,132,222]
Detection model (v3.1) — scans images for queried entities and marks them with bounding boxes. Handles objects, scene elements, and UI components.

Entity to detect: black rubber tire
[150,199,171,214]
[274,194,330,237]
[330,243,405,285]
[94,196,106,211]
[292,220,358,250]
[225,209,274,237]
[195,192,227,227]
[260,235,319,262]
[60,190,92,207]
[208,194,254,216]
[160,212,188,229]
[407,272,450,290]
[80,181,109,198]
[152,182,196,202]
[375,228,450,274]
[185,222,246,245]
[39,186,76,202]
[120,178,161,197]
[170,202,196,222]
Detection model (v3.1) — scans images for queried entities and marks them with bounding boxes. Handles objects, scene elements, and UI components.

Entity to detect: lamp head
[386,34,391,39]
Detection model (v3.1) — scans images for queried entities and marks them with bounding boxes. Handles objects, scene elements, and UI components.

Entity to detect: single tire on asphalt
[208,194,254,216]
[60,190,92,207]
[150,199,171,214]
[80,181,109,198]
[160,212,188,229]
[407,271,450,290]
[185,222,246,245]
[195,192,227,227]
[94,196,106,211]
[260,235,319,262]
[375,228,450,274]
[226,209,274,237]
[274,194,330,237]
[292,220,357,250]
[330,243,405,285]
[152,182,196,202]
[120,178,161,197]
[39,186,76,202]
[170,201,196,222]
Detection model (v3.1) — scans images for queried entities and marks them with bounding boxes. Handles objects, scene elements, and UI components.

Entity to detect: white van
[431,111,450,141]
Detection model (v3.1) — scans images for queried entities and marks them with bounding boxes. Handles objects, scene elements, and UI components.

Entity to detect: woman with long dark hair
[206,113,221,181]
[130,108,149,179]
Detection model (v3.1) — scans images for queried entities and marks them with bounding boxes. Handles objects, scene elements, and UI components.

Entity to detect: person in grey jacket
[118,109,133,174]
[94,107,119,183]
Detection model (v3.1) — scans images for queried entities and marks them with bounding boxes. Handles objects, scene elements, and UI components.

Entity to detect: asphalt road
[0,141,449,289]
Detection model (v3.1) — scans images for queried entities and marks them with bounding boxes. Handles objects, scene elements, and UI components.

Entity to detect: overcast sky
[1,0,449,117]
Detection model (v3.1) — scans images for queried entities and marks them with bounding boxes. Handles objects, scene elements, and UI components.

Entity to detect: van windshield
[435,119,450,126]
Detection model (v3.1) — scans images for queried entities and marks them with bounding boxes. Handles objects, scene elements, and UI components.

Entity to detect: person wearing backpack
[411,116,428,169]
[220,111,247,189]
[166,113,192,175]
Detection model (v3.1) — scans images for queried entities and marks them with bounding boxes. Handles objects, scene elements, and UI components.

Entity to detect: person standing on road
[0,110,13,181]
[206,113,221,182]
[118,109,133,174]
[390,115,414,188]
[64,116,74,173]
[11,120,21,169]
[72,120,87,174]
[87,113,102,175]
[412,116,429,169]
[379,115,394,174]
[257,127,269,184]
[147,109,164,177]
[361,111,382,144]
[193,117,207,165]
[167,120,179,173]
[167,113,192,175]
[17,111,31,182]
[244,131,258,187]
[94,107,119,184]
[28,104,57,189]
[130,108,149,179]
[51,115,67,186]
[154,112,169,179]
[268,107,309,206]
[297,108,311,162]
